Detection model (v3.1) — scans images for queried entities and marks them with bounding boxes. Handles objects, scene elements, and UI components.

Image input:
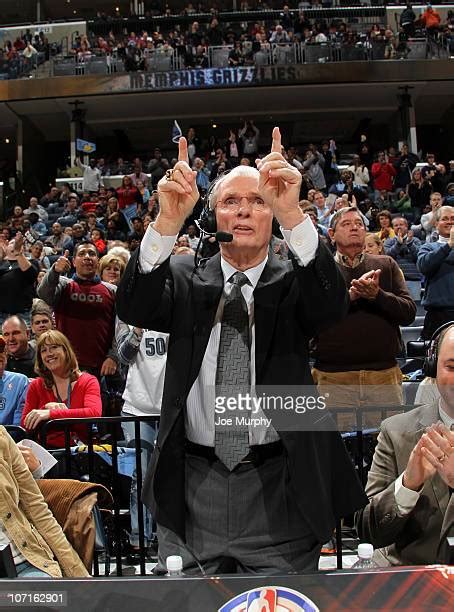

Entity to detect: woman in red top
[21,330,102,448]
[116,175,142,229]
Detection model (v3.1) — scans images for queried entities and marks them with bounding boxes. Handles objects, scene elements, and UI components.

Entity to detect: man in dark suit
[356,323,454,566]
[117,129,367,574]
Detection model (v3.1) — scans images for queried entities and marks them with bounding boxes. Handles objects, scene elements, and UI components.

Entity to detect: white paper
[18,439,58,475]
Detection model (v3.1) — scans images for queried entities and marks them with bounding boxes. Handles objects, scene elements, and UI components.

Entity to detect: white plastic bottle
[166,555,185,576]
[351,543,379,569]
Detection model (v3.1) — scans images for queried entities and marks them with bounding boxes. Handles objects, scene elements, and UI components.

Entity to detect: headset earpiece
[422,321,454,378]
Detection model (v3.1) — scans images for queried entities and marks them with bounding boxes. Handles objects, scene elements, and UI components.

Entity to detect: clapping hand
[449,227,454,249]
[255,127,303,229]
[155,137,199,235]
[349,269,381,301]
[420,424,454,489]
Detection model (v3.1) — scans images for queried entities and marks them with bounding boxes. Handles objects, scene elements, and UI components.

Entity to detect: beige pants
[312,365,403,431]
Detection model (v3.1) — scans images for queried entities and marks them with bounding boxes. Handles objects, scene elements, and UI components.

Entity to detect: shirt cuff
[139,226,178,273]
[281,216,319,267]
[394,472,421,515]
[32,462,44,480]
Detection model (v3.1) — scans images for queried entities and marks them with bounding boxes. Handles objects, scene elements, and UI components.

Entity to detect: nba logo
[246,588,276,611]
[219,585,319,612]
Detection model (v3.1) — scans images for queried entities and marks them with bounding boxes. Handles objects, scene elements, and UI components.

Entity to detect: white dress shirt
[139,216,319,446]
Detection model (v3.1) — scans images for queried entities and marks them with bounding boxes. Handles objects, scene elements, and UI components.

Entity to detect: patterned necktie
[215,271,251,470]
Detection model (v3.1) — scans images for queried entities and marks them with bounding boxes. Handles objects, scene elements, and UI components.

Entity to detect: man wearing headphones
[357,321,454,565]
[117,130,366,574]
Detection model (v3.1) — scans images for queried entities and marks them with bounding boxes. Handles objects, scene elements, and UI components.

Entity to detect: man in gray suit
[356,323,454,565]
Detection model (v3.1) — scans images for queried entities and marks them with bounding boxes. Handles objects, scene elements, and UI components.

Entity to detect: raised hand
[420,424,454,489]
[13,232,25,256]
[54,250,71,275]
[155,137,199,235]
[403,435,436,491]
[255,127,303,230]
[350,269,381,301]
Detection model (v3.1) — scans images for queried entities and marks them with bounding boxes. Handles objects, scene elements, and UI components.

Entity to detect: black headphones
[423,321,454,378]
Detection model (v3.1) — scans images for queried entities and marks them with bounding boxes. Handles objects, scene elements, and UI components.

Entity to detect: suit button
[22,541,27,548]
[175,397,182,406]
[43,563,49,568]
[5,513,11,520]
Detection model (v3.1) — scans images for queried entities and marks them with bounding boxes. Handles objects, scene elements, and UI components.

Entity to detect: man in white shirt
[116,129,366,574]
[75,157,103,193]
[356,322,454,566]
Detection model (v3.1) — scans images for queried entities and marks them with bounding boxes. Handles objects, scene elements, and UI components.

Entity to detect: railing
[6,403,419,574]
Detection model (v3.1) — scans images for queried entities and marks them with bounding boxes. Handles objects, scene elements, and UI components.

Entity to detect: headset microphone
[214,231,233,243]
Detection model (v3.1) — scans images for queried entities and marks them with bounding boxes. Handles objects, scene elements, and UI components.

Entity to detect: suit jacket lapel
[417,402,450,516]
[188,253,224,389]
[253,253,287,381]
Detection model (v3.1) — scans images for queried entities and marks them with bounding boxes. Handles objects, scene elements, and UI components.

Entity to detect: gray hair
[208,165,260,210]
[435,205,454,223]
[329,206,366,231]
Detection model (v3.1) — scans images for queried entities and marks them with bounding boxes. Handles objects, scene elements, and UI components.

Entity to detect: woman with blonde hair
[21,330,102,448]
[364,232,384,255]
[98,252,126,286]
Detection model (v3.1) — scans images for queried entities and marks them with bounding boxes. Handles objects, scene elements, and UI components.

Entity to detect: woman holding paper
[21,330,102,448]
[0,426,89,577]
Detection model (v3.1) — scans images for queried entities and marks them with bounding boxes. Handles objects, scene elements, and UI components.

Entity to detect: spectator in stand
[106,195,129,235]
[393,143,419,192]
[320,140,338,188]
[384,217,423,300]
[417,206,454,339]
[364,232,385,255]
[400,2,416,38]
[421,4,441,39]
[106,219,126,242]
[0,232,39,326]
[371,151,397,198]
[75,157,103,193]
[117,175,141,229]
[408,167,433,215]
[269,24,290,43]
[128,158,149,188]
[98,253,126,286]
[90,229,107,256]
[313,190,331,228]
[21,330,102,448]
[445,182,454,206]
[2,316,36,378]
[303,145,326,191]
[37,243,118,380]
[27,241,50,271]
[129,217,144,240]
[47,222,72,255]
[376,210,396,241]
[97,157,110,177]
[127,232,142,253]
[57,194,81,227]
[421,192,443,242]
[115,320,168,562]
[329,170,367,204]
[26,212,47,239]
[66,223,88,256]
[239,120,260,159]
[193,157,210,193]
[346,154,370,188]
[29,304,53,351]
[0,335,29,425]
[312,207,415,429]
[183,224,200,250]
[135,179,150,208]
[23,196,48,222]
[148,148,170,190]
[40,186,60,210]
[112,157,131,175]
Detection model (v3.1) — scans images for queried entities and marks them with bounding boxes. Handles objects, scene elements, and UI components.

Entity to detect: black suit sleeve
[293,241,349,336]
[116,248,174,332]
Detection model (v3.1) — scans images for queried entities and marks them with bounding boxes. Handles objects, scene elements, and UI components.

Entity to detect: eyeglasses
[217,196,267,211]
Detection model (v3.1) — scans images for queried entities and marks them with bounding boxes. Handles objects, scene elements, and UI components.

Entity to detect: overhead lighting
[212,123,217,128]
[5,138,10,144]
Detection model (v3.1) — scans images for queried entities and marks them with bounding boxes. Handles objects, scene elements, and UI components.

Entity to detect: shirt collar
[438,235,449,244]
[220,254,268,290]
[439,400,454,429]
[334,250,365,268]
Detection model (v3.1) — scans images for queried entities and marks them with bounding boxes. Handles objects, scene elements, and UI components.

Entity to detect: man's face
[313,192,325,209]
[74,244,99,279]
[431,194,443,210]
[392,218,408,234]
[31,314,52,338]
[72,224,85,238]
[89,159,97,168]
[132,219,143,232]
[436,208,454,238]
[2,319,29,357]
[215,173,273,252]
[29,197,38,208]
[331,211,366,251]
[187,224,197,237]
[378,153,385,163]
[436,328,454,411]
[68,197,77,210]
[50,187,58,198]
[52,222,62,236]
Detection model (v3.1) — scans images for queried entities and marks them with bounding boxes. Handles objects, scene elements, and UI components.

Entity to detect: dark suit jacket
[116,242,368,542]
[356,402,453,565]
